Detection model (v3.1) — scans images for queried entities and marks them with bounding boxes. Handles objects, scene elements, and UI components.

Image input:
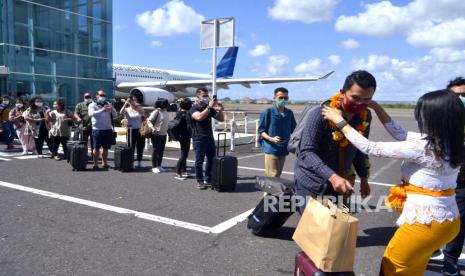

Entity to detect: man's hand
[328,174,354,194]
[322,106,344,125]
[104,104,113,112]
[208,98,215,108]
[360,177,371,198]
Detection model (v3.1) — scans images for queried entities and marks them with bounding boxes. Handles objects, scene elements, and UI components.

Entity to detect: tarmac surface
[0,108,463,275]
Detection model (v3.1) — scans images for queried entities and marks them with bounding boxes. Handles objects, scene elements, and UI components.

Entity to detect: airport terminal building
[0,0,113,107]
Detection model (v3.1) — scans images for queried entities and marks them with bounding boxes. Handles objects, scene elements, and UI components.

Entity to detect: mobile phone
[212,95,217,101]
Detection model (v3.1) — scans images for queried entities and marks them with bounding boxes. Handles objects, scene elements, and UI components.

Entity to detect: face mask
[84,98,92,104]
[201,97,209,105]
[277,99,288,107]
[53,105,58,109]
[98,96,106,103]
[3,101,9,105]
[35,102,43,107]
[16,104,23,108]
[342,96,367,114]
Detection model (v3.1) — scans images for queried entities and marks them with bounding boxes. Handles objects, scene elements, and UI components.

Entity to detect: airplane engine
[130,87,176,106]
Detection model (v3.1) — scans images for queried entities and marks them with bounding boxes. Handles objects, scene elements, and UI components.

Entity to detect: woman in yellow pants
[323,90,464,275]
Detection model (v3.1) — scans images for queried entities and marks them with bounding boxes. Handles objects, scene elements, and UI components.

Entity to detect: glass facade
[0,0,112,107]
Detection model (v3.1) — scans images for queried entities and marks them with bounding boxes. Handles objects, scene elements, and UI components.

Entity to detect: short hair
[2,95,10,100]
[274,87,289,95]
[179,98,193,110]
[447,77,465,89]
[16,98,25,104]
[342,70,377,92]
[154,98,169,109]
[196,88,208,95]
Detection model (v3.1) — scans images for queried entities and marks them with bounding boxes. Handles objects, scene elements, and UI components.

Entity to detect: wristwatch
[336,120,348,129]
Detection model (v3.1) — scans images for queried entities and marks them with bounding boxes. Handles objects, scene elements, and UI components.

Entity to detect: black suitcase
[114,127,134,172]
[69,144,87,171]
[247,193,295,235]
[66,140,86,163]
[211,133,237,192]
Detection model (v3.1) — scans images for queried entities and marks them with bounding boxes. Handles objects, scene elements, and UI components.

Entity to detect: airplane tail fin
[215,46,238,78]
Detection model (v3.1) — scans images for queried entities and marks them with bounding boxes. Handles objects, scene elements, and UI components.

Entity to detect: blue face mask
[277,99,288,107]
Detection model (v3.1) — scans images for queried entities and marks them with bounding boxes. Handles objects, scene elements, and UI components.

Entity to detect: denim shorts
[92,129,113,150]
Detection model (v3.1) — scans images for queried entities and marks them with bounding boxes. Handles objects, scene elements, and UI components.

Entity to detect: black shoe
[442,259,459,276]
[197,181,207,190]
[102,165,110,170]
[93,165,99,170]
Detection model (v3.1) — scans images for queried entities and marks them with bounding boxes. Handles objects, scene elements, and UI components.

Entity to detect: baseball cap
[84,92,92,98]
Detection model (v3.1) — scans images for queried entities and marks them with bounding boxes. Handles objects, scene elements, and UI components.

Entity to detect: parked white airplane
[113,47,334,106]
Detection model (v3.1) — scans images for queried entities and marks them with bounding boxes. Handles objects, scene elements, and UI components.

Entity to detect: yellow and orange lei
[328,93,369,148]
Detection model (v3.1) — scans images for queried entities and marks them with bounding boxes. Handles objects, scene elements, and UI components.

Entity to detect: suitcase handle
[216,132,227,157]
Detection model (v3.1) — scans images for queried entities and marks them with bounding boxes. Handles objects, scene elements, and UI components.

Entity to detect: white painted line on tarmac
[0,180,254,235]
[0,157,11,161]
[0,180,212,234]
[14,155,40,160]
[210,208,254,234]
[237,153,264,160]
[370,160,398,180]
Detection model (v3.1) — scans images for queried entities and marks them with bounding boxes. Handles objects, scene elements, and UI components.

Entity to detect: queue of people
[2,73,465,275]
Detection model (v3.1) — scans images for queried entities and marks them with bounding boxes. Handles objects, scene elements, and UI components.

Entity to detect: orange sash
[385,183,455,212]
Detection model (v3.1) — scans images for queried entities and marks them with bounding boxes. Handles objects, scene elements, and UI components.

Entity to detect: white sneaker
[152,167,161,174]
[174,174,187,180]
[21,150,28,156]
[158,166,166,172]
[182,172,189,178]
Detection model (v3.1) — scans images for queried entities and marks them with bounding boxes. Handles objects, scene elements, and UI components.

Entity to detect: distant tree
[222,97,231,102]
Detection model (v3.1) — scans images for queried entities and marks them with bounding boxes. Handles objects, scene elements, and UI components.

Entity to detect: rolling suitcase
[211,132,237,192]
[295,252,355,276]
[114,127,134,172]
[66,140,86,163]
[69,143,87,171]
[247,193,294,235]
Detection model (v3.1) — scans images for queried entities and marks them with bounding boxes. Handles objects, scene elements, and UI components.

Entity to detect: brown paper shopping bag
[292,198,359,272]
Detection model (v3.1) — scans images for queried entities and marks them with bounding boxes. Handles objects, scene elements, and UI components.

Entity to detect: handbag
[141,110,159,138]
[292,198,358,272]
[139,120,153,138]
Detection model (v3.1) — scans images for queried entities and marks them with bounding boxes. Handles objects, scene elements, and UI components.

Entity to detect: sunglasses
[278,96,289,100]
[98,94,107,97]
[84,96,92,99]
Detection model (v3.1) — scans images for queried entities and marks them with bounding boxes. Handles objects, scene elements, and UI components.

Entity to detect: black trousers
[151,134,167,168]
[128,128,145,162]
[176,138,190,174]
[81,128,94,152]
[51,136,69,157]
[34,128,52,155]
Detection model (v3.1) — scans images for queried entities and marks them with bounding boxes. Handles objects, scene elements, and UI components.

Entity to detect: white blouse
[344,119,460,225]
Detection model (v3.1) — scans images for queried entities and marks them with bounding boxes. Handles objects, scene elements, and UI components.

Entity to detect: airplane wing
[116,71,334,91]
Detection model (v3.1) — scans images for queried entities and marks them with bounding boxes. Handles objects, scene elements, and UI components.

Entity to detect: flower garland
[328,93,370,148]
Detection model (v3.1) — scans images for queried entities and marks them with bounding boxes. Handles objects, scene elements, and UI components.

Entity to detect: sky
[113,0,465,102]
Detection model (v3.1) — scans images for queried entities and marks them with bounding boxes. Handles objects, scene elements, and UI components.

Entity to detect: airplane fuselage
[113,64,209,98]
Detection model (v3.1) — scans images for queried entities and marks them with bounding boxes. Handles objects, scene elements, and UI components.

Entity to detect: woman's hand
[322,106,344,124]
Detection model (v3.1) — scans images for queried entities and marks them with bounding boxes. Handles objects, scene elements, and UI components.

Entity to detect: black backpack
[167,115,183,141]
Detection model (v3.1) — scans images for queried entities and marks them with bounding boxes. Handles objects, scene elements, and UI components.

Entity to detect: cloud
[266,55,289,76]
[351,51,465,100]
[341,38,360,49]
[268,0,338,23]
[295,58,323,76]
[328,55,341,65]
[335,0,465,48]
[294,56,339,76]
[249,44,271,57]
[150,40,163,48]
[136,0,205,36]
